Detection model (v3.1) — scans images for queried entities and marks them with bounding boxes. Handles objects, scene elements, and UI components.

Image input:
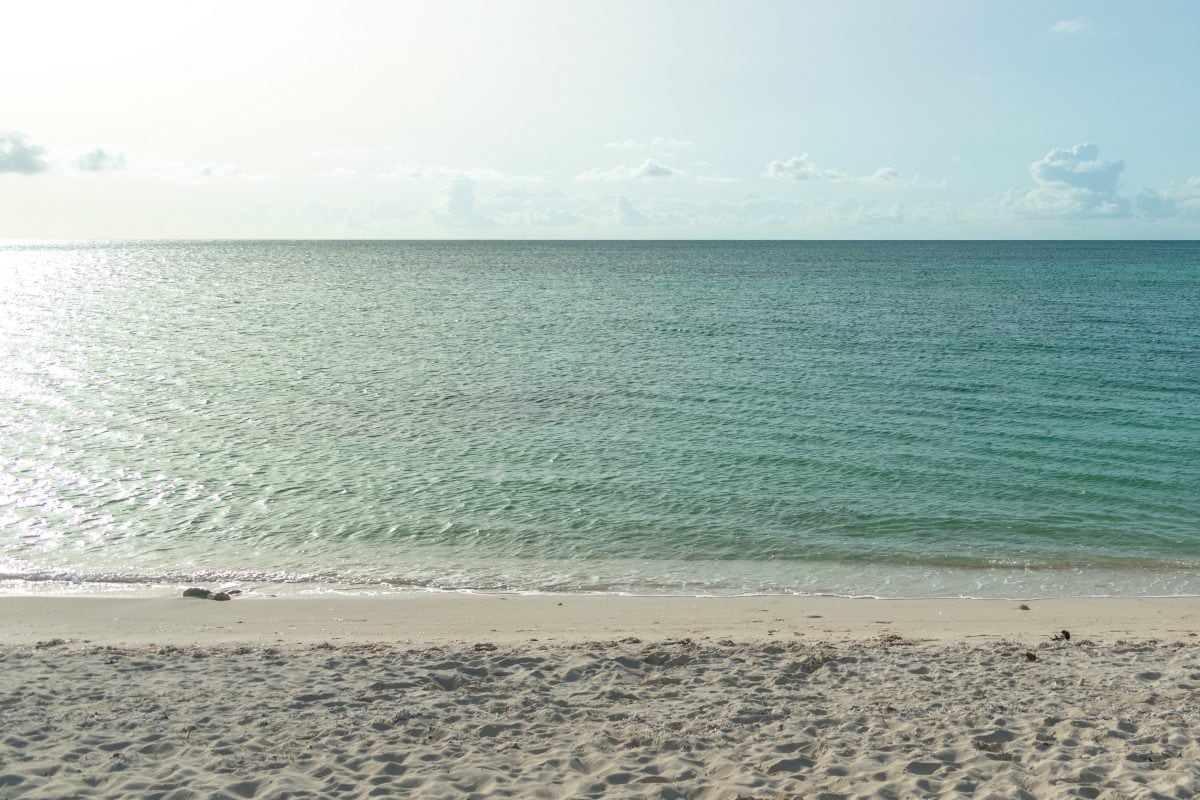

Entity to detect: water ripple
[1,241,1198,596]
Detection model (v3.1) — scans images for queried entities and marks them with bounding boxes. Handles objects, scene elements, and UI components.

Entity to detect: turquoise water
[1,240,1198,597]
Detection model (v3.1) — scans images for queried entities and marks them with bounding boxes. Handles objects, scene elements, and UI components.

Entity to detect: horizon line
[4,237,1200,244]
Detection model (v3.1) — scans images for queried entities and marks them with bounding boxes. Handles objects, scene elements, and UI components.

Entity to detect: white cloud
[766,154,914,186]
[430,179,493,227]
[75,148,126,172]
[1134,178,1200,220]
[862,167,914,186]
[1049,17,1092,36]
[614,195,646,226]
[1029,143,1122,194]
[194,164,274,183]
[635,160,679,178]
[1001,143,1130,218]
[0,132,49,174]
[576,159,682,181]
[1134,188,1178,219]
[376,164,532,182]
[695,174,742,184]
[766,154,846,181]
[999,184,1129,219]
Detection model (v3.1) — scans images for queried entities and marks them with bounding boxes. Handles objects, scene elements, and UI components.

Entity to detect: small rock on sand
[183,587,236,600]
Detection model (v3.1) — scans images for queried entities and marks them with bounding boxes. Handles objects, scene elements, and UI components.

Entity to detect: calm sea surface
[1,240,1198,597]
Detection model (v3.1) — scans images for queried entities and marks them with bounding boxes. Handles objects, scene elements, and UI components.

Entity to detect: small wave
[6,556,1200,600]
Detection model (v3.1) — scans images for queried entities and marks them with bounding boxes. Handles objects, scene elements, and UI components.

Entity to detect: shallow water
[2,240,1198,597]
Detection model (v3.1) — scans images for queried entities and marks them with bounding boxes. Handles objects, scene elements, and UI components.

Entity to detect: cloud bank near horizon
[3,131,1199,236]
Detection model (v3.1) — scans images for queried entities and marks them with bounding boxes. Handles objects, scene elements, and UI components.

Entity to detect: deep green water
[1,240,1198,597]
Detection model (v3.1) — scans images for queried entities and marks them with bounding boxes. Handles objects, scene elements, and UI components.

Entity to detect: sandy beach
[1,594,1199,799]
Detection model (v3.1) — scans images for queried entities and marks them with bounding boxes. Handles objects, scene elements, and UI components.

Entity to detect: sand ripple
[2,637,1199,798]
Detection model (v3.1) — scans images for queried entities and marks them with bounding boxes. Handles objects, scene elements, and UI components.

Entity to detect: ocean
[1,240,1197,598]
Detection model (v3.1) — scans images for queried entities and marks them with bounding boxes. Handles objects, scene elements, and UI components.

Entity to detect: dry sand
[2,594,1199,798]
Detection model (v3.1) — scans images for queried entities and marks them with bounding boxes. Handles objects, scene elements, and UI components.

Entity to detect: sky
[2,0,1199,239]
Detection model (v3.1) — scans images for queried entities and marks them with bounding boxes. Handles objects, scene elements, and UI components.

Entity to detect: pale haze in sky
[2,0,1199,239]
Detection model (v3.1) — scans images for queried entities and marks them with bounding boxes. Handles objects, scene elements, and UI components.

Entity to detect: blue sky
[2,0,1198,238]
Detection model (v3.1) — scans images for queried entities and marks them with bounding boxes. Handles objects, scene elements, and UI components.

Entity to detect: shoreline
[9,554,1200,601]
[3,593,1198,647]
